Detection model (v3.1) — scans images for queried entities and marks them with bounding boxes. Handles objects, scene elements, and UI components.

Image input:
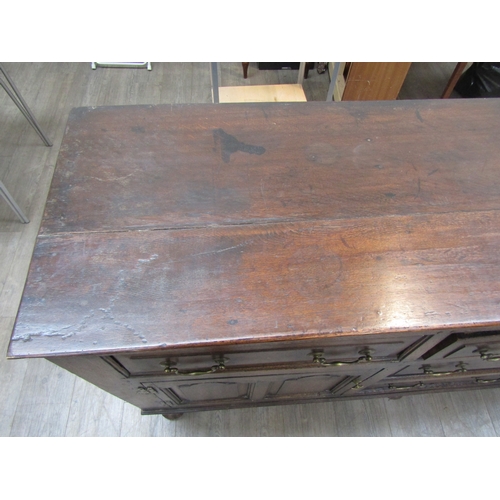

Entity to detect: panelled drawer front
[392,358,473,378]
[356,368,500,397]
[135,366,381,411]
[113,332,429,377]
[436,331,500,365]
[424,331,500,366]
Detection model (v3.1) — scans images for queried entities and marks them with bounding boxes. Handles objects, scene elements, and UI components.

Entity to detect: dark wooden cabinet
[8,99,500,418]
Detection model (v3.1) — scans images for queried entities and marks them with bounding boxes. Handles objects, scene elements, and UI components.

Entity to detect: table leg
[441,62,467,99]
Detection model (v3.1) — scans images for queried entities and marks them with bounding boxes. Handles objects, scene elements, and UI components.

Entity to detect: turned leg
[162,413,184,420]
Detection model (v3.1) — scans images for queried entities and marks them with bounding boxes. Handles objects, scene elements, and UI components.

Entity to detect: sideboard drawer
[112,332,429,377]
[136,366,381,413]
[355,367,500,397]
[419,330,500,370]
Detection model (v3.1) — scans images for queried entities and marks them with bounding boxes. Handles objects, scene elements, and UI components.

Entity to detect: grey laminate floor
[2,62,498,437]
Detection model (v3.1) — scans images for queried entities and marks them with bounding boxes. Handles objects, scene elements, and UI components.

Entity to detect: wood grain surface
[2,62,500,437]
[9,99,500,358]
[42,99,500,233]
[342,63,412,101]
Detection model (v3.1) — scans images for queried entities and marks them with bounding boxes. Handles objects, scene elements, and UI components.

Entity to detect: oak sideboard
[8,99,500,419]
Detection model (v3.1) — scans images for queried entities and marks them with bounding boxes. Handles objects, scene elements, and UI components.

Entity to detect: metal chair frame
[0,63,52,223]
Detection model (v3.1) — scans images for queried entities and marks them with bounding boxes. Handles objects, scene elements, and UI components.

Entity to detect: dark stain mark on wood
[340,236,353,249]
[428,168,439,176]
[385,192,396,198]
[227,319,238,325]
[213,128,265,163]
[415,109,424,123]
[132,126,146,133]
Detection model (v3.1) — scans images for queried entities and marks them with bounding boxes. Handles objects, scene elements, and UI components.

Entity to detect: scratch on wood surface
[89,174,133,182]
[137,254,158,264]
[340,236,354,249]
[189,240,254,258]
[11,311,97,342]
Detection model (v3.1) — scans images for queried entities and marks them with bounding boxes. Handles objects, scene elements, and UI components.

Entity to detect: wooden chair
[441,63,468,98]
[210,62,307,103]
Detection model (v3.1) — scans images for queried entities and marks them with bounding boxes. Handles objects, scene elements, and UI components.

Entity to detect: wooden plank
[0,317,28,436]
[65,377,124,436]
[38,99,500,234]
[11,208,500,357]
[225,406,286,437]
[120,403,173,437]
[342,62,411,101]
[9,358,75,436]
[384,393,446,436]
[219,84,307,103]
[282,402,339,436]
[333,398,392,436]
[439,390,497,437]
[479,387,500,436]
[173,410,227,437]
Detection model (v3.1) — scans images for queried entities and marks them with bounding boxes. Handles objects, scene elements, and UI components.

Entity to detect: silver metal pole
[297,62,306,85]
[0,179,29,223]
[0,64,52,146]
[326,62,341,102]
[210,62,219,104]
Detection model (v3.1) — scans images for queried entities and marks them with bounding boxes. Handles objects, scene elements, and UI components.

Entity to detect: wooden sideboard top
[9,100,500,358]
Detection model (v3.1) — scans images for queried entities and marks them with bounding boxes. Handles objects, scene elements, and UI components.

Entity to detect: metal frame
[0,64,52,146]
[0,63,53,223]
[211,62,307,104]
[0,179,30,223]
[91,62,152,71]
[326,62,341,101]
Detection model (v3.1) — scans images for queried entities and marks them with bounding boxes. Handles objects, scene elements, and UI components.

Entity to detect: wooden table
[8,100,500,418]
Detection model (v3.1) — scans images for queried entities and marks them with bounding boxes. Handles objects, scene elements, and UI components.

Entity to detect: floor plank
[65,377,125,437]
[480,387,500,435]
[0,317,28,435]
[333,399,393,437]
[9,359,75,436]
[439,390,497,437]
[384,393,446,437]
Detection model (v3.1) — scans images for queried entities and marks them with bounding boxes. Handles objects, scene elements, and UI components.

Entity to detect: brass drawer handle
[388,382,425,391]
[422,362,467,377]
[312,348,373,367]
[162,359,226,376]
[479,349,500,362]
[476,377,500,384]
[352,380,363,390]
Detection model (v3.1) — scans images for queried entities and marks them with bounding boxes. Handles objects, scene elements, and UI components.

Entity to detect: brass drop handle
[312,348,373,367]
[422,362,467,377]
[162,358,226,376]
[476,377,500,384]
[388,382,425,391]
[479,349,500,362]
[352,380,363,390]
[137,386,158,395]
